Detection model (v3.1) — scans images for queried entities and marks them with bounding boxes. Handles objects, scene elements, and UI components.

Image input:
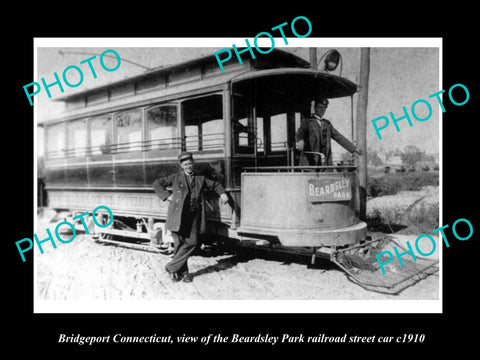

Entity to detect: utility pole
[309,48,317,69]
[356,48,370,221]
[308,48,318,117]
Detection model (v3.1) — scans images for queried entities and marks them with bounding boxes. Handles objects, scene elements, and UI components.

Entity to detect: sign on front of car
[307,178,351,202]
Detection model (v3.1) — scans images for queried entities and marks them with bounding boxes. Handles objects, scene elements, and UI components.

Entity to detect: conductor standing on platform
[296,97,362,166]
[153,152,229,283]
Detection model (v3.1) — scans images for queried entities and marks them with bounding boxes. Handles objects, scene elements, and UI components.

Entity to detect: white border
[37,299,440,313]
[35,37,441,48]
[33,37,442,314]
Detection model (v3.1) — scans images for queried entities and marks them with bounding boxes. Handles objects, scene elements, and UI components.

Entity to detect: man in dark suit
[296,98,362,167]
[153,152,229,283]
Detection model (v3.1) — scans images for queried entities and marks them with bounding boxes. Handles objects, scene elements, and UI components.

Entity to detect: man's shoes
[182,274,193,283]
[166,269,182,282]
[158,243,174,255]
[166,268,193,283]
[172,273,182,282]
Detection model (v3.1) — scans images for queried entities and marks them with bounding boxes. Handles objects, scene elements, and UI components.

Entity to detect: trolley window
[66,118,87,157]
[270,113,288,152]
[90,115,113,155]
[146,105,178,150]
[45,122,66,159]
[256,117,264,153]
[270,112,302,153]
[232,95,256,154]
[115,110,142,153]
[182,94,224,152]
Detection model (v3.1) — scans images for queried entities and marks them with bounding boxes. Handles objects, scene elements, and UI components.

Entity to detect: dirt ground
[35,187,440,304]
[36,234,439,302]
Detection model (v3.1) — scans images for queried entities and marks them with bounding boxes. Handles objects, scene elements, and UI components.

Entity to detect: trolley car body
[41,49,366,249]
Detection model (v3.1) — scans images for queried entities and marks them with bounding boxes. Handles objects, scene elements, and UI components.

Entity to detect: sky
[35,40,440,156]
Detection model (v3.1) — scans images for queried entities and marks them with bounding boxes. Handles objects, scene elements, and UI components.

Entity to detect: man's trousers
[165,212,198,275]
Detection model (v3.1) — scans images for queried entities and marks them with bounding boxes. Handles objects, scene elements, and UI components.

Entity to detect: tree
[401,145,424,167]
[367,148,383,166]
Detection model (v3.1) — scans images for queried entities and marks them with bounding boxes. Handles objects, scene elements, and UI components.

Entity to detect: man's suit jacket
[295,116,356,166]
[153,171,225,234]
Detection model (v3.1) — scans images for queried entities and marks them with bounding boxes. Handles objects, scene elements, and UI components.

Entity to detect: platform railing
[243,148,357,173]
[242,165,357,173]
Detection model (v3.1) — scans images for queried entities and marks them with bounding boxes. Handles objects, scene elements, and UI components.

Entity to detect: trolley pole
[356,48,370,221]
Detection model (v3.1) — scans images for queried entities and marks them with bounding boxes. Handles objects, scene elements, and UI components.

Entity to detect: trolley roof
[45,49,357,124]
[231,67,358,99]
[55,49,311,102]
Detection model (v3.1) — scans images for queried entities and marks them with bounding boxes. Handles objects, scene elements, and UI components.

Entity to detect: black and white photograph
[33,39,441,313]
[6,9,478,353]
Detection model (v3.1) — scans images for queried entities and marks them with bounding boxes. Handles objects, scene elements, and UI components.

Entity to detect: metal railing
[45,133,225,159]
[241,148,357,172]
[242,165,357,173]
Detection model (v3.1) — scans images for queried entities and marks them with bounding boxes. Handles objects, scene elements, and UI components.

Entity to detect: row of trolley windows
[46,106,180,158]
[45,95,225,158]
[44,95,302,159]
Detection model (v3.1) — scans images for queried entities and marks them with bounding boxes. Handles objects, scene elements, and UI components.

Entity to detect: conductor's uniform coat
[153,172,225,234]
[296,115,356,166]
[153,171,225,275]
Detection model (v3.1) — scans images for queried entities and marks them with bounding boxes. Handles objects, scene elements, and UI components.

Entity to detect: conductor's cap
[178,152,193,162]
[315,98,329,106]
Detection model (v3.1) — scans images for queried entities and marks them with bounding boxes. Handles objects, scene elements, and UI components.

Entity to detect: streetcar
[40,48,434,291]
[40,48,363,254]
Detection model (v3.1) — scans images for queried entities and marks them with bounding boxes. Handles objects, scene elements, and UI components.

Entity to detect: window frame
[232,100,257,156]
[45,121,67,159]
[180,92,226,154]
[113,108,144,154]
[144,102,180,152]
[65,117,89,157]
[89,114,114,156]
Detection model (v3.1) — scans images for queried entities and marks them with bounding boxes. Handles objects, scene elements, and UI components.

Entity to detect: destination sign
[307,178,351,202]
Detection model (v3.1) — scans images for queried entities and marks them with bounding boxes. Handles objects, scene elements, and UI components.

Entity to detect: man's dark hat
[178,152,193,162]
[315,97,329,106]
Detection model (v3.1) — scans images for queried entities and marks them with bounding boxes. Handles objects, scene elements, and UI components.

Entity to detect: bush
[368,172,438,198]
[402,202,439,234]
